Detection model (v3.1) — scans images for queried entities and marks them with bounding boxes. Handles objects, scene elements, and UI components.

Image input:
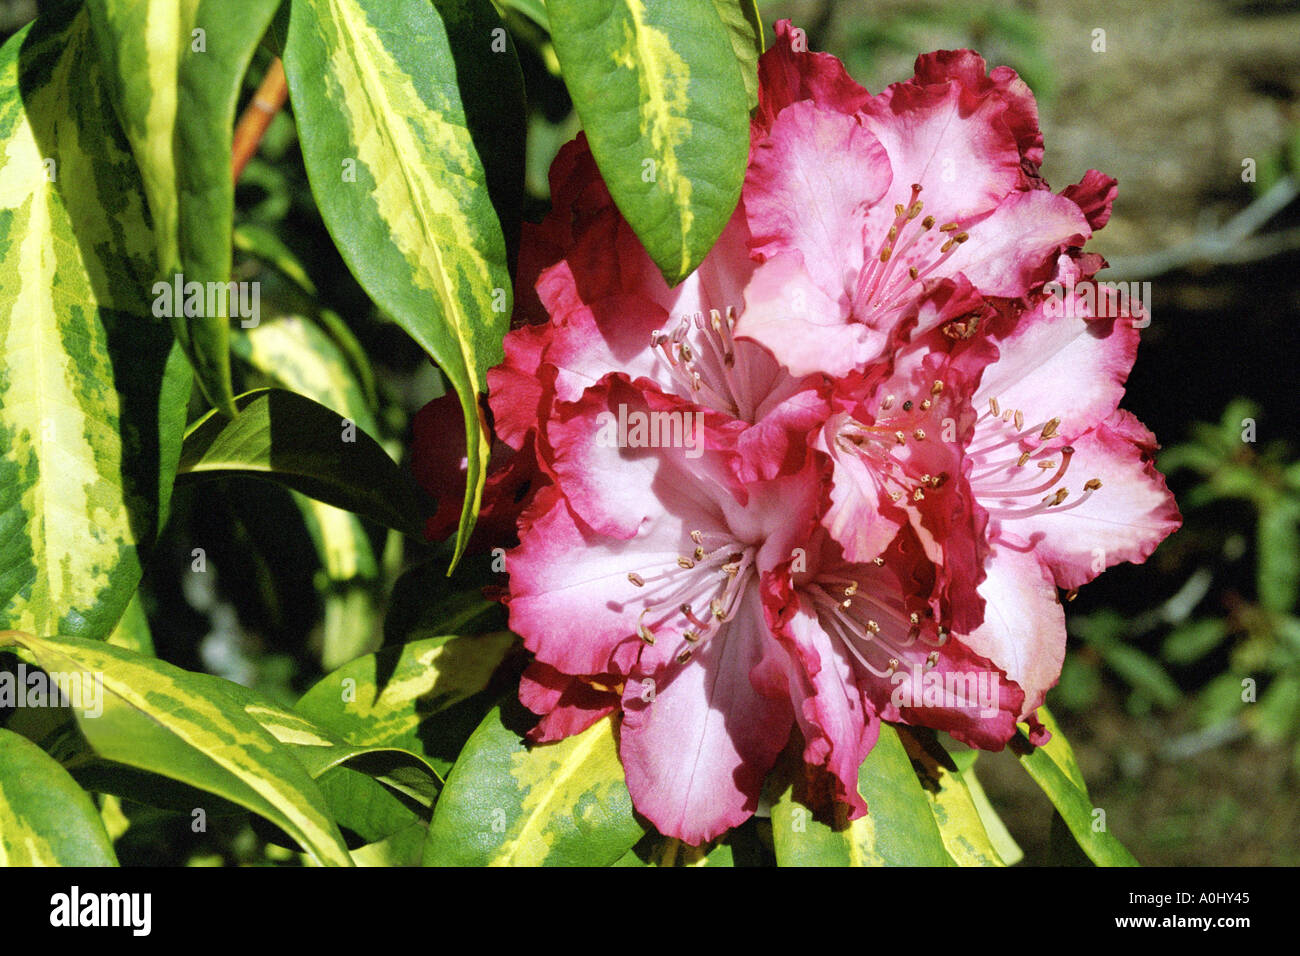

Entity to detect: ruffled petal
[755,19,873,131]
[519,661,619,744]
[746,98,891,299]
[619,584,793,845]
[958,544,1066,718]
[991,410,1182,589]
[973,298,1141,442]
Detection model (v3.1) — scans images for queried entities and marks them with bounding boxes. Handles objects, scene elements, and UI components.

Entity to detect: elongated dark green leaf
[86,0,280,417]
[0,8,192,642]
[316,765,421,847]
[1258,498,1300,613]
[548,0,749,285]
[710,0,764,107]
[0,728,118,866]
[0,630,353,866]
[425,703,644,866]
[177,388,429,537]
[284,0,521,566]
[232,314,383,668]
[770,724,952,866]
[1014,709,1138,866]
[296,632,517,778]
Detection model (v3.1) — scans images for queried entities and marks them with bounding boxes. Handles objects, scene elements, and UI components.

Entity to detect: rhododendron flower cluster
[413,21,1180,845]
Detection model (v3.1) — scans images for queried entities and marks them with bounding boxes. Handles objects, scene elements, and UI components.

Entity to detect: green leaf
[770,724,952,866]
[105,591,154,656]
[548,0,750,285]
[284,0,520,567]
[231,313,384,668]
[0,728,118,865]
[0,630,353,865]
[963,764,1023,865]
[296,631,518,779]
[233,223,318,296]
[1258,498,1300,613]
[902,734,1009,866]
[316,765,422,847]
[1013,710,1138,867]
[1162,618,1228,665]
[425,703,645,866]
[176,388,429,537]
[710,0,764,108]
[86,0,281,417]
[0,7,192,642]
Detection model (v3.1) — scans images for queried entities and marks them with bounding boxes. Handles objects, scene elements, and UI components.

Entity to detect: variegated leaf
[0,8,191,642]
[0,728,118,866]
[770,724,953,866]
[547,0,750,284]
[86,0,282,415]
[284,0,522,566]
[1014,707,1138,866]
[0,630,353,866]
[296,631,517,778]
[425,704,645,866]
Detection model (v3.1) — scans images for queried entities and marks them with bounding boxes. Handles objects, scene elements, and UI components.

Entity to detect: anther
[683,630,700,644]
[903,400,913,411]
[628,573,645,587]
[873,557,886,566]
[931,380,944,395]
[894,430,906,445]
[677,556,695,569]
[1065,589,1078,602]
[921,215,935,230]
[1038,460,1057,470]
[1017,451,1031,467]
[1040,418,1061,440]
[988,397,1000,417]
[1014,410,1024,431]
[676,648,693,665]
[912,429,926,440]
[1084,478,1102,490]
[690,530,704,545]
[638,625,655,646]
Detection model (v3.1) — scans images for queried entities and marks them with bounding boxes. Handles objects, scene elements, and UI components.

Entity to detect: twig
[231,58,288,184]
[1101,176,1299,279]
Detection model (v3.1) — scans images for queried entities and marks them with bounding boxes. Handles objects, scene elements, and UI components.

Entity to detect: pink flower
[411,19,1180,844]
[737,23,1098,377]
